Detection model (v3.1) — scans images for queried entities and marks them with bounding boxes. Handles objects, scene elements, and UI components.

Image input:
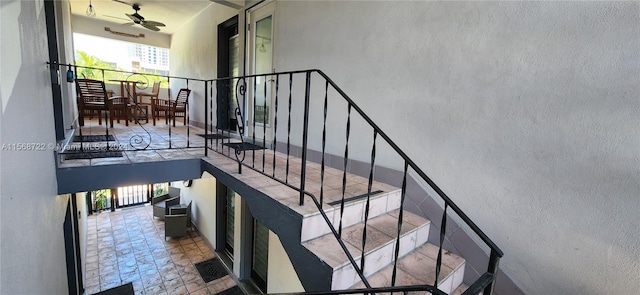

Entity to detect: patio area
[85,204,241,295]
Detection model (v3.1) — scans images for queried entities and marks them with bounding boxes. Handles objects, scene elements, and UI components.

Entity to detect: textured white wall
[0,0,71,293]
[273,1,640,294]
[267,231,305,293]
[169,3,238,125]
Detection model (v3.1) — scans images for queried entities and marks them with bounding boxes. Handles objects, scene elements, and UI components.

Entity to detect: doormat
[92,282,133,295]
[197,134,229,140]
[74,135,115,142]
[195,258,228,283]
[327,190,384,206]
[64,150,123,160]
[222,142,266,151]
[217,286,244,295]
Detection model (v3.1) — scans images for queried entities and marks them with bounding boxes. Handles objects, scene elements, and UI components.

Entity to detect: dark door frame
[44,0,66,141]
[216,15,239,132]
[64,194,84,295]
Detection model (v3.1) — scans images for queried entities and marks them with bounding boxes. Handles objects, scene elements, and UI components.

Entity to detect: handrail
[284,284,448,295]
[314,70,504,257]
[46,61,209,82]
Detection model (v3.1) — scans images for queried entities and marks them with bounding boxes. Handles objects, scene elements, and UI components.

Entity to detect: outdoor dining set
[75,78,191,127]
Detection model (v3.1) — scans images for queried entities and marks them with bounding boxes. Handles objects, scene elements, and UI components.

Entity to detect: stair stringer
[201,162,336,292]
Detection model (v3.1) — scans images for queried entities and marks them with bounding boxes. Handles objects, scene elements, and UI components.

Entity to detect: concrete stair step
[300,189,402,242]
[349,243,466,295]
[302,209,431,289]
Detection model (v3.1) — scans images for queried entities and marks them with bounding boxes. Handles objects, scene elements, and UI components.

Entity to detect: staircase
[203,147,467,294]
[205,69,502,294]
[298,170,465,294]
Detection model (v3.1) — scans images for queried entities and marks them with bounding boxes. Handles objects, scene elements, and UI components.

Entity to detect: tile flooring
[59,118,206,168]
[84,205,239,295]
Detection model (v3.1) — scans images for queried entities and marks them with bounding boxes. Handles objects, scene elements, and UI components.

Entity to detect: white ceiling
[68,0,214,34]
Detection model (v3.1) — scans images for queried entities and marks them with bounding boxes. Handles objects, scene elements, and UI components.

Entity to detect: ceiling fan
[109,0,165,31]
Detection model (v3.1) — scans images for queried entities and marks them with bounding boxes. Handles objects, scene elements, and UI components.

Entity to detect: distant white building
[129,44,169,75]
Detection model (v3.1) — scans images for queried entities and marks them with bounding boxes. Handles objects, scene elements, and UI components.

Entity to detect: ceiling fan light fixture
[86,0,96,17]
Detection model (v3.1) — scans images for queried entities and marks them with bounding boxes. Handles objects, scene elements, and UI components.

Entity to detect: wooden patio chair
[76,79,109,126]
[136,80,160,104]
[171,88,191,127]
[76,79,129,127]
[151,88,191,126]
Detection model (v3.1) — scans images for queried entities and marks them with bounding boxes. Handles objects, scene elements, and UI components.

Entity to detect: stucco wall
[272,1,640,294]
[169,3,238,126]
[0,0,71,293]
[72,15,171,49]
[267,231,305,293]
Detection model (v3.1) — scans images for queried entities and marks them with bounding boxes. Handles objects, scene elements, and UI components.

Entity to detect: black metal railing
[48,62,206,161]
[204,69,504,295]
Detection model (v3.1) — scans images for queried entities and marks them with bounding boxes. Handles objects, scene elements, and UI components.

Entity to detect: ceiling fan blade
[143,20,165,27]
[125,13,141,23]
[104,15,131,21]
[141,23,160,31]
[122,22,135,26]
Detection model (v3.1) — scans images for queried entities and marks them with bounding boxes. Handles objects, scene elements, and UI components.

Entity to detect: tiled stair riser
[329,223,430,289]
[301,190,402,242]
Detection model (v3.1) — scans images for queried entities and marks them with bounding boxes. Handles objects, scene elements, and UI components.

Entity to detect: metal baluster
[205,80,209,156]
[215,80,221,152]
[299,71,312,206]
[272,75,279,178]
[320,80,329,206]
[338,103,352,237]
[391,162,409,287]
[485,250,501,295]
[101,69,109,152]
[167,77,172,149]
[212,80,216,152]
[286,73,293,183]
[229,78,234,157]
[252,76,257,167]
[435,204,449,289]
[262,75,267,173]
[229,78,234,156]
[360,130,377,272]
[186,79,190,147]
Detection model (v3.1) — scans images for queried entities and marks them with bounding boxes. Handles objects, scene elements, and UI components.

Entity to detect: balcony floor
[59,118,206,168]
[85,205,239,295]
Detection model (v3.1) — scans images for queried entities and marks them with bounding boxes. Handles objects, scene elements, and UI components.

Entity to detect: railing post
[484,250,501,295]
[204,80,209,157]
[299,71,312,205]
